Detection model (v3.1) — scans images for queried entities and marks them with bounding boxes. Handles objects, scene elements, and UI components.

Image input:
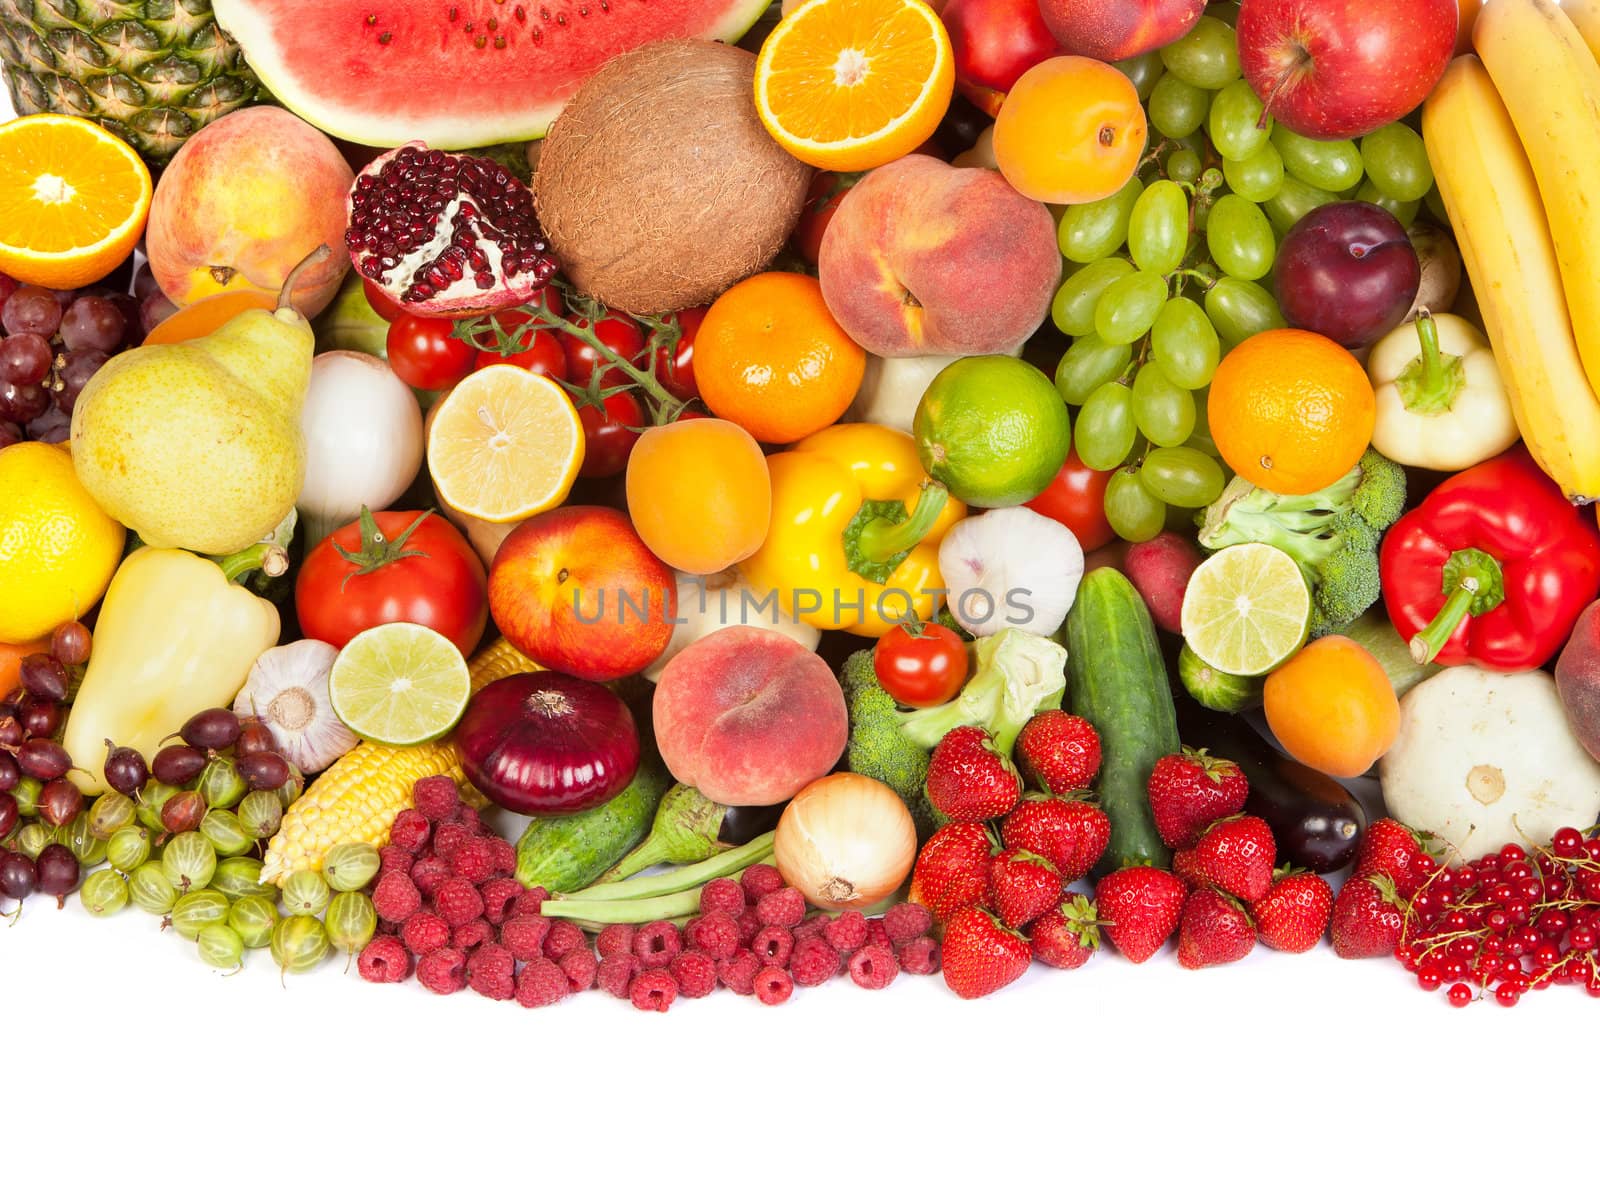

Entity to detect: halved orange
[426,365,585,523]
[143,290,277,345]
[754,0,955,172]
[0,114,152,289]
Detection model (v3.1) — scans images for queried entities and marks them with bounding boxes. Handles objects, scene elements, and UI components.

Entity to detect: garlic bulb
[233,641,358,773]
[938,507,1084,638]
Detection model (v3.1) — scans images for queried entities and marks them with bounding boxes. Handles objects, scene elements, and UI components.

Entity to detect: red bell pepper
[1379,447,1600,671]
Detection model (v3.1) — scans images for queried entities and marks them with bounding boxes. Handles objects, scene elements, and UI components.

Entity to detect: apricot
[624,419,772,575]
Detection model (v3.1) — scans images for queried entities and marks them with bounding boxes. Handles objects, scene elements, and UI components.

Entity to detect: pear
[70,248,329,555]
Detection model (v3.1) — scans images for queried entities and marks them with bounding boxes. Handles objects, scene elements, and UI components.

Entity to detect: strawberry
[1027,892,1100,970]
[926,726,1023,822]
[1015,710,1102,794]
[1095,866,1187,964]
[1353,818,1426,898]
[987,848,1062,930]
[908,821,992,920]
[1251,870,1334,954]
[1330,874,1403,959]
[940,907,1032,999]
[999,794,1111,881]
[1176,887,1256,969]
[1147,747,1249,850]
[1171,814,1276,903]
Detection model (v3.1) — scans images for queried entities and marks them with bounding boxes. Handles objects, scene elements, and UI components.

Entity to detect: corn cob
[261,638,536,883]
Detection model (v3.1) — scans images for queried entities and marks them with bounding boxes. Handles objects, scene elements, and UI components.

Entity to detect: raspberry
[755,886,806,929]
[559,945,599,992]
[883,902,933,946]
[597,952,639,999]
[409,856,450,900]
[401,910,450,956]
[389,808,431,853]
[669,950,718,998]
[596,923,636,959]
[480,877,524,925]
[794,915,831,944]
[864,918,893,948]
[752,967,794,1005]
[634,920,682,968]
[789,937,841,987]
[735,908,764,947]
[717,948,761,995]
[434,877,485,927]
[373,871,422,923]
[515,958,570,1009]
[432,823,470,862]
[685,911,739,960]
[487,837,517,876]
[499,915,551,961]
[376,919,401,938]
[542,919,586,961]
[896,936,941,976]
[452,838,497,884]
[379,846,415,878]
[741,863,784,905]
[848,944,899,990]
[451,918,495,953]
[510,887,547,918]
[454,806,486,833]
[823,911,869,955]
[467,944,516,1000]
[412,775,462,822]
[416,947,467,995]
[699,876,745,917]
[752,925,794,968]
[357,935,412,983]
[630,967,678,1012]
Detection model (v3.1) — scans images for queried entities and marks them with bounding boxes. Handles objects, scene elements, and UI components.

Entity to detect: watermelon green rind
[211,0,775,149]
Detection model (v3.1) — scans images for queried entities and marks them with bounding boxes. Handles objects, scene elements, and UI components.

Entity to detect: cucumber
[514,753,672,894]
[1065,568,1179,871]
[1178,643,1264,713]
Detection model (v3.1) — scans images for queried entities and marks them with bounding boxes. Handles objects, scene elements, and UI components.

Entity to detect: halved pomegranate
[344,142,558,319]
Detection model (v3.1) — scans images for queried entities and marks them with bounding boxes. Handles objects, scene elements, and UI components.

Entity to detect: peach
[145,107,352,319]
[653,627,849,806]
[1038,0,1206,63]
[817,155,1060,358]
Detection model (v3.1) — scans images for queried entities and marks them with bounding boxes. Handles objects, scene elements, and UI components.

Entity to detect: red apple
[1237,0,1456,139]
[1038,0,1206,63]
[488,505,676,682]
[941,0,1061,116]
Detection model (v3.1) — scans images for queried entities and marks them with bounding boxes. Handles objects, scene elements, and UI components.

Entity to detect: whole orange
[992,55,1147,205]
[1207,328,1375,496]
[694,272,866,445]
[625,418,773,575]
[1264,635,1400,778]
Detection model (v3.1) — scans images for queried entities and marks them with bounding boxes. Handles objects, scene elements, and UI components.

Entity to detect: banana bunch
[1425,0,1600,502]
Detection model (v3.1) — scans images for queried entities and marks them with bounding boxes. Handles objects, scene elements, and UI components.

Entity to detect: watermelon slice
[210,0,773,148]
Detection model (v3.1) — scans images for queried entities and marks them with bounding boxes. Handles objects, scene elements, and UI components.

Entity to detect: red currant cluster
[1397,828,1600,1009]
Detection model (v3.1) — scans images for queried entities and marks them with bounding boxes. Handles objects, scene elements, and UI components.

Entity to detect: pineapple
[0,0,263,164]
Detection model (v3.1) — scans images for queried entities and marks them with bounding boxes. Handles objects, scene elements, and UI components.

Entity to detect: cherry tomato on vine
[386,314,476,391]
[473,326,567,379]
[1024,448,1116,552]
[560,312,645,392]
[361,277,405,322]
[577,390,646,478]
[873,622,969,708]
[652,307,707,402]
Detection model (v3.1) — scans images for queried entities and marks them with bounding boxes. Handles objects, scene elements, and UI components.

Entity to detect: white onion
[774,773,917,911]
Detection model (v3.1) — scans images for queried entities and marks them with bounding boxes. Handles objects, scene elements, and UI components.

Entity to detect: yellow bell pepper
[740,423,966,638]
[63,544,284,795]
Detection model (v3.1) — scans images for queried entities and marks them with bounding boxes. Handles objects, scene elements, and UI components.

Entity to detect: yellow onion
[774,773,917,911]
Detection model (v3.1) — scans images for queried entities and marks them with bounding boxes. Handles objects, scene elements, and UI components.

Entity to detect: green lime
[1178,643,1264,713]
[913,355,1071,507]
[329,622,471,747]
[1180,543,1311,677]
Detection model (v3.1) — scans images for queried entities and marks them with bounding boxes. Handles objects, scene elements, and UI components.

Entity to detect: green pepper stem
[1396,309,1467,417]
[217,542,288,583]
[555,832,776,903]
[1409,547,1507,664]
[853,483,948,567]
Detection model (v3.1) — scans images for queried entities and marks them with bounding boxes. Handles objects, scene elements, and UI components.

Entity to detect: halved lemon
[426,364,584,523]
[328,622,472,747]
[0,114,152,289]
[1180,543,1312,678]
[754,0,955,172]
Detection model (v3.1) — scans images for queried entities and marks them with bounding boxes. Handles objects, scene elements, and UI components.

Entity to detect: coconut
[533,39,812,314]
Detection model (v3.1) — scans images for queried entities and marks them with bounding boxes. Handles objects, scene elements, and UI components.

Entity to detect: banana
[1564,0,1600,61]
[1475,0,1600,423]
[1422,56,1600,502]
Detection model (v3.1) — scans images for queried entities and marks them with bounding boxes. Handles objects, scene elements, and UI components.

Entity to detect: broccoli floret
[1197,449,1406,637]
[840,651,936,835]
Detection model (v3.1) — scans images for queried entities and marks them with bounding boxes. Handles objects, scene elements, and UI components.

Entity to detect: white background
[5,35,1591,1193]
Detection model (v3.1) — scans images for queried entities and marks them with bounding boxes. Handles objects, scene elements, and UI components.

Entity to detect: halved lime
[329,623,471,747]
[1180,543,1311,677]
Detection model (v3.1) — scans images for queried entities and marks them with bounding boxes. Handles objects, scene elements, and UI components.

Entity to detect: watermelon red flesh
[210,0,773,148]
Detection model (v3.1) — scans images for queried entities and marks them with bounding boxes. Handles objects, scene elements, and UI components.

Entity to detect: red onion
[455,672,640,816]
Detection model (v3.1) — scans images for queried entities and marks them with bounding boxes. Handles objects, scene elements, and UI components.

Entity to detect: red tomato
[295,510,488,657]
[560,313,645,392]
[361,277,405,322]
[791,172,859,265]
[386,315,476,391]
[652,307,706,402]
[873,623,969,708]
[473,326,567,378]
[493,286,565,324]
[1025,449,1116,552]
[577,390,646,478]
